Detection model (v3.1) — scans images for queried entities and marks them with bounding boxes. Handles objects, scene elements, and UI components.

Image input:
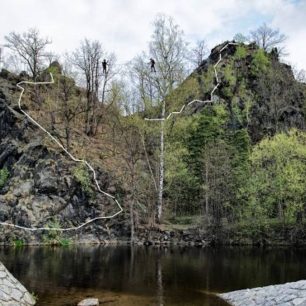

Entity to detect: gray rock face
[12,180,34,197]
[0,261,35,306]
[35,168,58,194]
[219,280,306,306]
[0,80,126,245]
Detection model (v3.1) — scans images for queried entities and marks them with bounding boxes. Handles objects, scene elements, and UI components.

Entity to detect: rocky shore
[219,280,306,306]
[0,261,35,306]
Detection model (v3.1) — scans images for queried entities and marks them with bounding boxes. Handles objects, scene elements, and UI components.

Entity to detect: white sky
[0,0,306,70]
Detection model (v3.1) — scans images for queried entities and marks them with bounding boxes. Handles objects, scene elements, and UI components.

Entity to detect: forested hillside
[1,17,306,245]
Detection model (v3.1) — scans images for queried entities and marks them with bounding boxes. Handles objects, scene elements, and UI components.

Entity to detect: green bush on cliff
[13,239,24,247]
[234,46,248,60]
[73,163,93,196]
[42,219,72,246]
[73,164,93,197]
[251,49,270,75]
[0,168,9,189]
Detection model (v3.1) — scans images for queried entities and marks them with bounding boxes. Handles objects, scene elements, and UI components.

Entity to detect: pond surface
[1,246,306,305]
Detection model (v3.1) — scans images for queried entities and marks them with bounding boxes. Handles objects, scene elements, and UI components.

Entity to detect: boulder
[35,168,58,193]
[78,298,99,306]
[0,261,35,305]
[12,180,34,197]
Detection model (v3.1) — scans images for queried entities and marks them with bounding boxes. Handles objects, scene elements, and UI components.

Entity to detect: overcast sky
[0,0,306,70]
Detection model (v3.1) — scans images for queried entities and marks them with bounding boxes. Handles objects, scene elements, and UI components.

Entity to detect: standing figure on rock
[149,58,156,72]
[102,59,108,74]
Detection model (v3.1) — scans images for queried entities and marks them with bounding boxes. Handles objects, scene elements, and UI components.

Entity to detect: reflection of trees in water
[156,249,164,306]
[1,246,306,304]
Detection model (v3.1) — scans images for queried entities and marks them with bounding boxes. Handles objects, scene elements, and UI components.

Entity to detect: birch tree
[147,15,187,223]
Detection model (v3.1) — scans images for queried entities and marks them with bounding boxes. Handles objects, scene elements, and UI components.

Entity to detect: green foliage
[222,62,237,98]
[241,130,306,225]
[200,139,235,221]
[251,49,270,75]
[0,167,9,189]
[165,140,199,216]
[187,104,228,175]
[58,238,71,246]
[13,239,24,247]
[31,292,39,302]
[42,219,72,246]
[234,46,248,60]
[169,215,201,225]
[224,63,237,86]
[46,65,59,75]
[73,163,93,195]
[167,77,200,113]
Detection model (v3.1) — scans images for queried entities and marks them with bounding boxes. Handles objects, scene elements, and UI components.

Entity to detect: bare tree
[0,46,3,69]
[149,14,188,223]
[293,68,306,83]
[190,39,208,67]
[233,33,248,44]
[250,23,287,53]
[4,28,51,79]
[71,39,103,136]
[121,123,142,243]
[71,39,117,136]
[100,53,117,104]
[45,52,60,66]
[130,54,158,112]
[58,72,85,150]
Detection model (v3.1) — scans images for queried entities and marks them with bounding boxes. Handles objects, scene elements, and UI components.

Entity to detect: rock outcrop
[78,298,99,306]
[219,280,306,306]
[0,74,127,245]
[0,261,35,306]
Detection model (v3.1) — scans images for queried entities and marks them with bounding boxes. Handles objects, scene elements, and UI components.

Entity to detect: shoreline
[219,280,306,306]
[1,222,306,247]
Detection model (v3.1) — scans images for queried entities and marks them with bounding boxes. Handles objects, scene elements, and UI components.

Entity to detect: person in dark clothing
[150,58,156,72]
[271,47,279,60]
[102,59,108,74]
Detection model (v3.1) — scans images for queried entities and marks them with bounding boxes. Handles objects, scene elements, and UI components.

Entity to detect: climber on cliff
[149,58,156,72]
[102,59,108,74]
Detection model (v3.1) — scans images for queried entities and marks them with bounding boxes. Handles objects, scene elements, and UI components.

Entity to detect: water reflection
[0,246,306,305]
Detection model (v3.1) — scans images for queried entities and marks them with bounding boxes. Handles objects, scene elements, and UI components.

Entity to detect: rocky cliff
[1,41,306,246]
[0,74,128,245]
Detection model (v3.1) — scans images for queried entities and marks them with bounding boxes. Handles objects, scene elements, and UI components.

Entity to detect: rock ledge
[0,261,35,306]
[219,280,306,306]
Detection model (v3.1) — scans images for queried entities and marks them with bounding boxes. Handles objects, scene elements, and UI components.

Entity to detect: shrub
[13,239,24,247]
[251,49,270,75]
[73,163,93,195]
[42,219,72,246]
[0,168,9,189]
[234,46,247,60]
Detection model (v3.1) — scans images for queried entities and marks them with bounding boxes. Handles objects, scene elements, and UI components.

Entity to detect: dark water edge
[1,246,306,306]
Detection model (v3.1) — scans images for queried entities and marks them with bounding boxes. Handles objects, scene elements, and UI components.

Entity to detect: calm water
[1,246,306,305]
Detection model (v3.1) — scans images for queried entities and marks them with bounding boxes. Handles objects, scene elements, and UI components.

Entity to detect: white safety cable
[0,73,123,231]
[145,42,238,121]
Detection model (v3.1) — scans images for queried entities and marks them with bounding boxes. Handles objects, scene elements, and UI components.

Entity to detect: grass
[0,167,9,189]
[42,220,73,246]
[13,239,24,247]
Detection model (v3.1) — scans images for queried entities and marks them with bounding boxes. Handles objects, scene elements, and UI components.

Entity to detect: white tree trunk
[157,101,165,223]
